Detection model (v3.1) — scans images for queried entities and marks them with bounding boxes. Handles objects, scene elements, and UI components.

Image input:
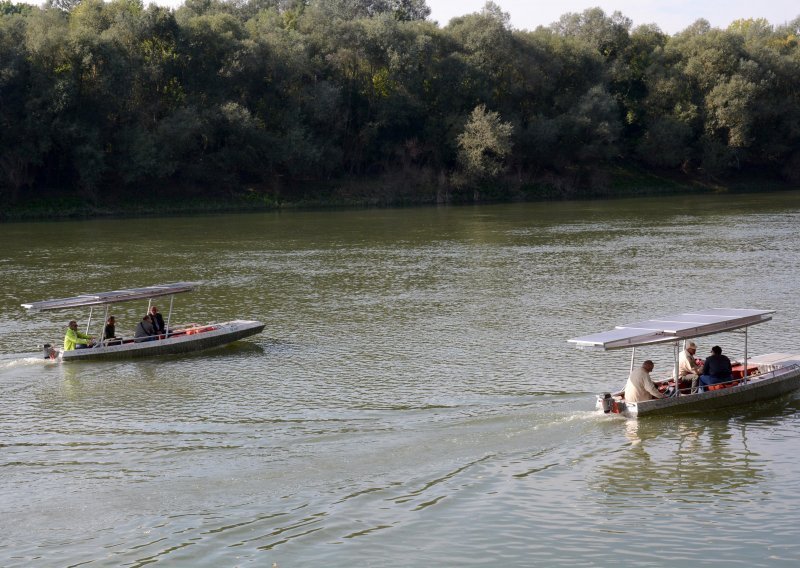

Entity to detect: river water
[2,192,800,567]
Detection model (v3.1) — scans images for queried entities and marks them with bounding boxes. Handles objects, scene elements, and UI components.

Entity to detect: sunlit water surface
[2,193,800,566]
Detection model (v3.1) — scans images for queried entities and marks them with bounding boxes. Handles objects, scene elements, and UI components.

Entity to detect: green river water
[2,192,800,566]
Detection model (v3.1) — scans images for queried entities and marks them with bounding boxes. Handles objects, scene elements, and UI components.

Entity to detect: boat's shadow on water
[165,340,266,361]
[591,393,800,500]
[623,391,800,434]
[725,391,800,421]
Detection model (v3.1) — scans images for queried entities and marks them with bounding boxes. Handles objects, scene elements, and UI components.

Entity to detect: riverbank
[2,165,796,222]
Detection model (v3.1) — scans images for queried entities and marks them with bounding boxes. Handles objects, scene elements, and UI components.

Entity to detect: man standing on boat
[624,360,665,403]
[679,341,703,394]
[64,320,94,350]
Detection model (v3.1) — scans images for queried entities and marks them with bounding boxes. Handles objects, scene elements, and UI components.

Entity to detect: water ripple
[3,196,800,566]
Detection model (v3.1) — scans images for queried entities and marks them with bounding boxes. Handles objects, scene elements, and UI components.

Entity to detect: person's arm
[644,377,665,399]
[702,358,710,376]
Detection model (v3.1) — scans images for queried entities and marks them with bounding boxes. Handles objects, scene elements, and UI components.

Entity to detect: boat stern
[42,343,59,360]
[597,392,628,414]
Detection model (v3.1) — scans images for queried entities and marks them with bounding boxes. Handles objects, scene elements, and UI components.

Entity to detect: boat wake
[0,354,56,369]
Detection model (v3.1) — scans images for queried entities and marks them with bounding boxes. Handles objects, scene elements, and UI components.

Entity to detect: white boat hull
[58,320,265,362]
[597,354,800,417]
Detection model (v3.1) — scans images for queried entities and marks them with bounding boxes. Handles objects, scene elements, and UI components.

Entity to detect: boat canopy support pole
[630,347,636,374]
[166,295,174,335]
[744,327,749,384]
[101,304,109,344]
[86,307,93,335]
[673,341,680,397]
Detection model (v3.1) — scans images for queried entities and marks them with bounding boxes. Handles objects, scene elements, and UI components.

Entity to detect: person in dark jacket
[149,305,166,335]
[103,316,119,343]
[700,345,733,388]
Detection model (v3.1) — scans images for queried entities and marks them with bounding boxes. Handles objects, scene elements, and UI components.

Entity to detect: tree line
[1,0,799,207]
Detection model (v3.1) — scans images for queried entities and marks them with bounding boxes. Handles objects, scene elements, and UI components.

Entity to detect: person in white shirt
[678,341,703,394]
[624,360,665,403]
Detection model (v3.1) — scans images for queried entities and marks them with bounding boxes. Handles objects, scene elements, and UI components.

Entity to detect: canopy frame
[22,282,200,346]
[21,282,199,312]
[569,308,773,398]
[568,309,773,352]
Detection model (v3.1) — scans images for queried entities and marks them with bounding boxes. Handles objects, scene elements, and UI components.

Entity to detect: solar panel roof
[22,282,200,311]
[568,308,774,351]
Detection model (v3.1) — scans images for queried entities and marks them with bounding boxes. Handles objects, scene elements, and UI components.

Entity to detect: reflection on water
[3,192,800,566]
[598,417,763,499]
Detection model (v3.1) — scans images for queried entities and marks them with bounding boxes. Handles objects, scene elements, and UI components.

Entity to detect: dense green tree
[2,2,800,206]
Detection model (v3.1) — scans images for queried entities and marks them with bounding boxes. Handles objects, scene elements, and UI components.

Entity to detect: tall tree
[456,103,513,180]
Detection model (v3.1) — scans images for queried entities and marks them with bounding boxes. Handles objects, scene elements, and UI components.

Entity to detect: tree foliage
[2,2,800,205]
[457,103,513,179]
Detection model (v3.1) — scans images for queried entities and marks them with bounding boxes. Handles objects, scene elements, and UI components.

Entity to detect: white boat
[568,308,800,417]
[23,282,265,362]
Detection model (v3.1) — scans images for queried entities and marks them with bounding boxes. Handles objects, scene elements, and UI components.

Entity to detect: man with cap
[64,320,94,350]
[679,341,703,394]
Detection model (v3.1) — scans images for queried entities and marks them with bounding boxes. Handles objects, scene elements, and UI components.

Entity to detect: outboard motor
[42,343,57,360]
[600,393,613,413]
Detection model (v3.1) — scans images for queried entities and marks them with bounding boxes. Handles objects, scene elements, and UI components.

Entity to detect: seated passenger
[624,360,666,403]
[103,316,119,343]
[678,341,703,394]
[134,314,156,342]
[149,305,166,336]
[699,345,733,388]
[64,320,95,350]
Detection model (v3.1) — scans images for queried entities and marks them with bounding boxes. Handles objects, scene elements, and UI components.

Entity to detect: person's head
[687,341,697,354]
[642,360,655,372]
[107,316,115,325]
[149,306,159,314]
[712,345,722,355]
[68,320,78,329]
[143,314,151,322]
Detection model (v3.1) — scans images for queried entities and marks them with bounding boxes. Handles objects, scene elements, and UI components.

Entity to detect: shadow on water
[589,394,800,501]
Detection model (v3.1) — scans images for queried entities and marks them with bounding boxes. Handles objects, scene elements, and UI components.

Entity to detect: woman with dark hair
[103,316,119,343]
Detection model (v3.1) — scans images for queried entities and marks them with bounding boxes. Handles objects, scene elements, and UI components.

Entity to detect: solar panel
[568,308,774,351]
[22,282,200,311]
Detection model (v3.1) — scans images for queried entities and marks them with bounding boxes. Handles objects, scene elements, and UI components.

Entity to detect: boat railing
[84,322,223,348]
[670,363,800,395]
[670,376,747,396]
